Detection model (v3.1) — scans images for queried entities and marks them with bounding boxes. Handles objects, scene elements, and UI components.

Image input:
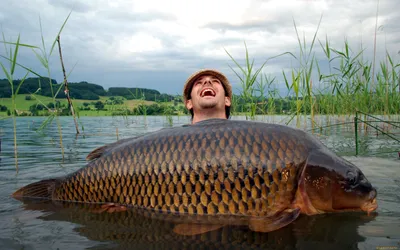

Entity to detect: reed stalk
[225,42,288,120]
[57,34,80,134]
[28,13,72,159]
[0,33,39,172]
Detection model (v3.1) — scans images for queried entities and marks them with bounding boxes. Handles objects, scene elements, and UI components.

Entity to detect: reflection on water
[8,199,380,250]
[0,116,399,250]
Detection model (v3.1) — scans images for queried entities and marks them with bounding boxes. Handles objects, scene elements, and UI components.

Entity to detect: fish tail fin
[12,179,60,200]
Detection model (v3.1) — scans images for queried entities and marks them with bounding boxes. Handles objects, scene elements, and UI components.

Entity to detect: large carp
[12,119,377,235]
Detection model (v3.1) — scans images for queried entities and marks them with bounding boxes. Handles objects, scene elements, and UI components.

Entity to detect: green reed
[225,42,266,120]
[0,13,73,163]
[28,13,73,159]
[225,42,288,120]
[229,15,399,128]
[0,34,35,172]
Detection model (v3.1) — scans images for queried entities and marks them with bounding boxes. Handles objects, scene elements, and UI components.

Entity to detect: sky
[0,0,399,96]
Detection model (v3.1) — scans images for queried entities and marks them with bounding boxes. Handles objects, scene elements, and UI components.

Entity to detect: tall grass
[225,42,288,120]
[283,16,322,130]
[227,16,400,129]
[0,13,73,164]
[0,34,37,172]
[31,14,73,159]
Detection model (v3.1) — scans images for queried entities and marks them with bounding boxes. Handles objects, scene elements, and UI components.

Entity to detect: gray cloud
[1,0,399,97]
[204,19,284,34]
[47,0,92,13]
[98,10,176,22]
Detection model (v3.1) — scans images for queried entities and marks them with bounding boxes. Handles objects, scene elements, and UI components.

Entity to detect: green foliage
[107,87,174,102]
[225,42,289,120]
[0,78,105,100]
[132,103,179,116]
[106,96,124,105]
[0,105,7,111]
[94,101,104,110]
[0,78,177,102]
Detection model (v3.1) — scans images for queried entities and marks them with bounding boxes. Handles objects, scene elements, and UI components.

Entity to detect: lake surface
[0,115,399,250]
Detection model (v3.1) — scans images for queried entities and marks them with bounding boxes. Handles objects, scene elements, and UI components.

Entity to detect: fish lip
[200,88,216,97]
[361,198,378,215]
[362,189,378,214]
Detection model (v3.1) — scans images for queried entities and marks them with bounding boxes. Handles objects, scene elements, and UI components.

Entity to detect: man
[183,69,232,124]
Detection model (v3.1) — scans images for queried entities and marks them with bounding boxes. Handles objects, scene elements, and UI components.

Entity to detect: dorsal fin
[86,136,139,161]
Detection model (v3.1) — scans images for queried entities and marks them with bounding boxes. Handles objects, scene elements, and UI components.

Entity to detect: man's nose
[204,79,212,85]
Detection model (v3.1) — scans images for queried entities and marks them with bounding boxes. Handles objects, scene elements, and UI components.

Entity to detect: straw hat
[183,69,232,103]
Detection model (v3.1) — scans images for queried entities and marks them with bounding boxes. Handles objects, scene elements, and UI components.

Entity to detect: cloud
[1,0,399,96]
[47,0,92,13]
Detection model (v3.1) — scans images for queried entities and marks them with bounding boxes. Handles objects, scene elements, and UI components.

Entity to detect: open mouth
[200,88,216,97]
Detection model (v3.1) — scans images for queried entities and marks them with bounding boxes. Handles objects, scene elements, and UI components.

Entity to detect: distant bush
[94,101,104,110]
[25,95,32,100]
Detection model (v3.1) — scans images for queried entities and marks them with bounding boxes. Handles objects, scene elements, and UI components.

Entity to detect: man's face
[185,74,231,113]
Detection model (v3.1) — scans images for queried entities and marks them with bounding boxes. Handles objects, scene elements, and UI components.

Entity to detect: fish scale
[49,120,309,218]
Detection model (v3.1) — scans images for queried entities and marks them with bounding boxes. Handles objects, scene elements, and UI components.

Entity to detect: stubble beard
[199,99,218,109]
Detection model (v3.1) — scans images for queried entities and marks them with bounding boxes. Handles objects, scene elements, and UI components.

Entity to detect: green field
[0,94,161,117]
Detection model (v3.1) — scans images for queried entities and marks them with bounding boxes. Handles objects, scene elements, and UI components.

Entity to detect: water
[0,115,399,250]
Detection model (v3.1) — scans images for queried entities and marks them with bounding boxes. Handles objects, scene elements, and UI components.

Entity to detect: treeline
[106,87,177,102]
[0,77,176,101]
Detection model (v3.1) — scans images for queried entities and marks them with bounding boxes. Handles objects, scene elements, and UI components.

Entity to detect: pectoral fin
[173,223,223,236]
[91,203,128,213]
[249,208,300,233]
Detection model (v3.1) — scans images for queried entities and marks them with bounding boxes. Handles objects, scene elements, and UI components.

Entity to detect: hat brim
[183,69,232,102]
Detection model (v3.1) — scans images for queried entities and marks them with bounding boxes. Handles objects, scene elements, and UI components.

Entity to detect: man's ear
[225,97,231,107]
[185,99,193,110]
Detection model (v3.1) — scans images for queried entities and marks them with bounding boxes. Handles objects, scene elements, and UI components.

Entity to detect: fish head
[298,150,377,215]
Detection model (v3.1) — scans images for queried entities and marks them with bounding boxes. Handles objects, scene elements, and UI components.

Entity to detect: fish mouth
[200,88,216,97]
[361,198,378,215]
[361,188,378,215]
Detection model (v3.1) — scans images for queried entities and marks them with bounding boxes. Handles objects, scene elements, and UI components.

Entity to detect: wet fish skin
[12,119,377,232]
[300,149,378,213]
[54,119,311,216]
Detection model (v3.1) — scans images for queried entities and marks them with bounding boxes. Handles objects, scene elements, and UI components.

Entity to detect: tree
[94,101,104,110]
[29,104,38,115]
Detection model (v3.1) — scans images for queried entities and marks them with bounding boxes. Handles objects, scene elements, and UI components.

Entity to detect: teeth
[201,88,215,97]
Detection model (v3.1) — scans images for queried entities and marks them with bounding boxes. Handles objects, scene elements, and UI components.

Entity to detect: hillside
[0,77,177,102]
[0,93,186,117]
